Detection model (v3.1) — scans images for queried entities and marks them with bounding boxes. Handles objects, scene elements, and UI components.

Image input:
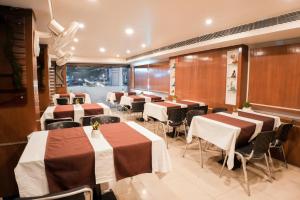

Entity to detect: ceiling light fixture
[73,38,79,42]
[205,18,213,25]
[99,47,106,53]
[126,50,131,54]
[78,23,85,29]
[141,43,146,48]
[71,46,75,50]
[125,28,134,35]
[116,54,120,57]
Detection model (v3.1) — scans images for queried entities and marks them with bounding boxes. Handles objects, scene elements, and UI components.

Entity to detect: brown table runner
[59,93,70,98]
[130,95,145,102]
[175,100,199,108]
[203,114,256,147]
[114,92,124,102]
[74,93,86,98]
[82,103,104,115]
[154,101,181,111]
[128,91,136,95]
[100,122,152,180]
[53,105,74,119]
[44,127,95,193]
[238,111,274,131]
[143,94,162,102]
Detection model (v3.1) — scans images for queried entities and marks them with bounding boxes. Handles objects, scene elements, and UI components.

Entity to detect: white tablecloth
[52,93,91,105]
[106,92,129,104]
[120,95,151,107]
[143,101,187,122]
[187,111,281,170]
[40,103,111,130]
[15,121,171,197]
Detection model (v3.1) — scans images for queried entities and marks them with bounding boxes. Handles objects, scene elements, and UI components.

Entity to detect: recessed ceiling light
[99,47,106,53]
[205,18,213,25]
[71,46,75,50]
[116,54,120,57]
[141,43,146,48]
[73,38,79,42]
[78,23,85,29]
[125,28,134,35]
[126,50,131,54]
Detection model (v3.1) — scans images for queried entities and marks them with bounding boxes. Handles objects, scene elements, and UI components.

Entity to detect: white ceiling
[1,0,300,61]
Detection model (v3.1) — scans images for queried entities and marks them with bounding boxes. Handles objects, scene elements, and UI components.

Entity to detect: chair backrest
[91,115,121,125]
[212,107,228,113]
[72,97,85,104]
[167,108,185,123]
[80,115,100,126]
[186,109,205,127]
[45,118,73,128]
[253,131,275,158]
[276,123,293,142]
[17,185,93,200]
[46,121,81,130]
[198,105,208,114]
[131,101,145,113]
[56,98,69,105]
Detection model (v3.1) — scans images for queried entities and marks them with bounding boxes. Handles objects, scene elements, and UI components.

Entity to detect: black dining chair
[46,121,81,130]
[72,97,85,104]
[212,107,228,113]
[158,108,185,148]
[91,115,121,125]
[17,185,93,200]
[56,98,69,105]
[182,109,205,157]
[269,123,293,168]
[80,115,101,126]
[130,101,146,121]
[198,105,208,114]
[45,118,73,128]
[220,131,275,196]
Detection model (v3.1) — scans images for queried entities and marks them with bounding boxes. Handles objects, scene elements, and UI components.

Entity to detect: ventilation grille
[127,10,300,60]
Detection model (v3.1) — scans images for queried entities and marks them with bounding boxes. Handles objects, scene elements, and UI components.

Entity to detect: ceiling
[1,0,300,61]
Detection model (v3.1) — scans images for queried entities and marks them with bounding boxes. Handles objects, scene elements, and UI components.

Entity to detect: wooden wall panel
[38,45,50,113]
[148,62,169,93]
[248,44,300,109]
[175,46,248,109]
[134,66,148,90]
[0,7,40,197]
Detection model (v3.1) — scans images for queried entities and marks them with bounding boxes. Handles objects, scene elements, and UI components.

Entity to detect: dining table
[187,110,281,169]
[106,91,136,104]
[52,92,92,105]
[15,121,172,198]
[143,100,205,122]
[40,103,111,130]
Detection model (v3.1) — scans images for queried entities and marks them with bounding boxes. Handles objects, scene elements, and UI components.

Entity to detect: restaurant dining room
[1,0,300,200]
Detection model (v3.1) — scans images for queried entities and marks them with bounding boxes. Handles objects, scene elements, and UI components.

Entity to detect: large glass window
[66,65,129,102]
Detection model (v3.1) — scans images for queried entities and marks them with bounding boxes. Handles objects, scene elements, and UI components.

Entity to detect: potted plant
[91,121,101,138]
[242,101,252,111]
[171,95,177,102]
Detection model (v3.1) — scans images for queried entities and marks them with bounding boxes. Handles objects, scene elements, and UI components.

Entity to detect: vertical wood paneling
[134,65,148,90]
[148,62,170,93]
[174,46,248,109]
[248,44,300,109]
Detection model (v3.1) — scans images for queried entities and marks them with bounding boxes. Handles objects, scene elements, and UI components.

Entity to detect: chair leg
[236,153,250,196]
[264,153,272,181]
[162,124,168,149]
[268,149,275,172]
[219,154,228,177]
[198,138,203,168]
[281,145,288,169]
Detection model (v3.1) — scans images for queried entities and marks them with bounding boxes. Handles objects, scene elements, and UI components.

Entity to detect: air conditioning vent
[127,10,300,60]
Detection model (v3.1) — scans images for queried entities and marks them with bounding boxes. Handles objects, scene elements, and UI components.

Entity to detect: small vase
[91,129,102,138]
[172,99,176,103]
[242,107,252,112]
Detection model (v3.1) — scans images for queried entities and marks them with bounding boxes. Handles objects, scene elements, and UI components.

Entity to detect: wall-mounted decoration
[225,49,239,105]
[0,13,27,106]
[169,59,176,96]
[55,65,65,87]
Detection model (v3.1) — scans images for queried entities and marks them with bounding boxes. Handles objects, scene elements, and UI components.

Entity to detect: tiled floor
[110,109,300,200]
